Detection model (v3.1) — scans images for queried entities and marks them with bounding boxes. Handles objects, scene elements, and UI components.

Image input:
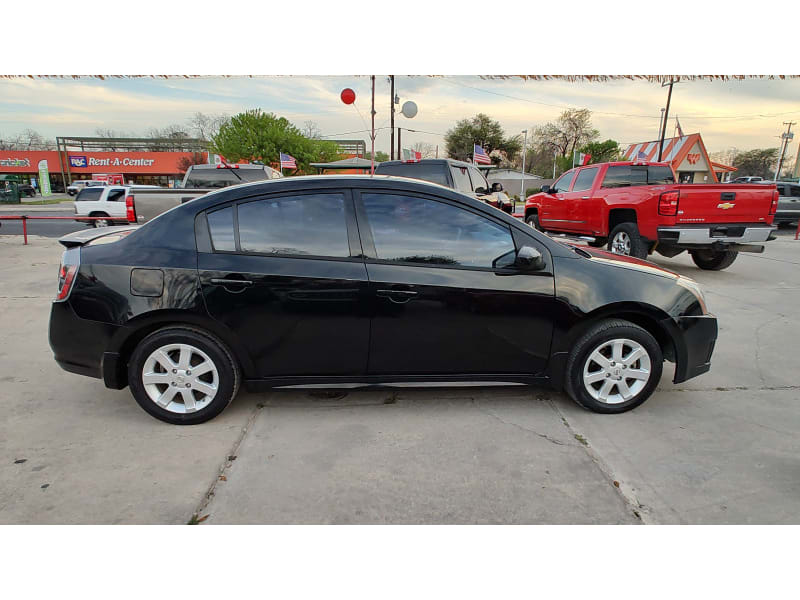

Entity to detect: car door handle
[210,278,253,286]
[376,289,418,303]
[581,196,590,200]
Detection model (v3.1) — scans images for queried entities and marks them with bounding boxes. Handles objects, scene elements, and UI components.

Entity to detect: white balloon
[401,101,418,119]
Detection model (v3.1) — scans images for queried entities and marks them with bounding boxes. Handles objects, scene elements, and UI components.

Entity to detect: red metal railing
[0,215,116,245]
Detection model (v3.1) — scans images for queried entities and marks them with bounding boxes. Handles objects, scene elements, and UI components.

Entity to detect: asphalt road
[0,210,91,238]
[0,234,799,524]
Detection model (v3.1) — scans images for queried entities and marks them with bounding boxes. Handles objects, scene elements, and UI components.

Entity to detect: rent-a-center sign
[0,151,206,174]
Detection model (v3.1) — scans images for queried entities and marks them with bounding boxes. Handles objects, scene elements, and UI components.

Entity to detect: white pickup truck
[73,184,160,227]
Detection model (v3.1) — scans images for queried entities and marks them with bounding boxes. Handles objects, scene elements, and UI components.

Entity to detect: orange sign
[0,151,208,174]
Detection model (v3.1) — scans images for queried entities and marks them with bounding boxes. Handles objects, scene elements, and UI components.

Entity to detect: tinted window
[107,189,125,202]
[572,168,598,193]
[776,184,787,196]
[450,166,473,192]
[552,171,575,193]
[791,186,800,198]
[647,166,676,184]
[362,193,516,269]
[185,167,269,189]
[468,167,488,191]
[374,163,449,186]
[75,187,103,201]
[207,206,235,252]
[237,193,349,257]
[601,165,674,188]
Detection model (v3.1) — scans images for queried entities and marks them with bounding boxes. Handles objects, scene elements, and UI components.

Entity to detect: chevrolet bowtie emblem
[717,202,735,210]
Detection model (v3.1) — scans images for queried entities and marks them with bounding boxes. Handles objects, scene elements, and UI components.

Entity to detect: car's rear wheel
[128,327,240,425]
[564,319,663,413]
[90,212,111,228]
[607,223,648,259]
[690,249,738,270]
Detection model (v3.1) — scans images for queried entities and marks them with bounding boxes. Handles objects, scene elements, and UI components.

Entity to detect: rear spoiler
[58,225,138,248]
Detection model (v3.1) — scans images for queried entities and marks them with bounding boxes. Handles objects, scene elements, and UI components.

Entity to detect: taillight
[126,195,136,223]
[56,263,77,301]
[769,189,779,215]
[658,190,680,216]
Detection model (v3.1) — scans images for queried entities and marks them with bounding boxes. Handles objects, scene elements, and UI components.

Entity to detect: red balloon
[340,88,356,105]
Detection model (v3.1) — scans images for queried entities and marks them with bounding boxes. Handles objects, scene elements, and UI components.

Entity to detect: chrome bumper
[657,225,776,245]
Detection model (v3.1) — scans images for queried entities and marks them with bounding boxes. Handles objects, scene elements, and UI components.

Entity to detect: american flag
[473,144,491,165]
[280,152,297,169]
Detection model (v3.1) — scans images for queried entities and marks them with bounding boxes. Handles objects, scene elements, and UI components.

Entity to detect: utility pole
[658,108,665,142]
[397,127,402,160]
[658,78,678,161]
[370,76,376,175]
[389,76,395,160]
[520,129,528,201]
[774,121,795,180]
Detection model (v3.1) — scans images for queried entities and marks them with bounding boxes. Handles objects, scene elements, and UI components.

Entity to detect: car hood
[576,245,680,280]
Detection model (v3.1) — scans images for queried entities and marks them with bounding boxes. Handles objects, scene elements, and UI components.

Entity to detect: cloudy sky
[1,76,799,157]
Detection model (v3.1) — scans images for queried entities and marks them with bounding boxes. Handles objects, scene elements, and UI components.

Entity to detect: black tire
[128,326,240,425]
[563,319,663,414]
[690,249,738,270]
[587,238,607,248]
[89,212,111,228]
[607,222,648,259]
[525,212,541,231]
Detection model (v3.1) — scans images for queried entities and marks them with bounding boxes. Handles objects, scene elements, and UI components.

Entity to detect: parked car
[524,161,778,270]
[764,181,800,225]
[49,175,717,425]
[67,180,106,196]
[375,159,513,213]
[74,184,161,227]
[729,176,765,184]
[125,163,283,225]
[19,183,36,197]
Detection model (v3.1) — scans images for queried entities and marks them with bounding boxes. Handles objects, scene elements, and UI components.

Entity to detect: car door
[560,167,600,233]
[539,170,575,230]
[102,187,127,219]
[197,189,371,378]
[355,189,556,376]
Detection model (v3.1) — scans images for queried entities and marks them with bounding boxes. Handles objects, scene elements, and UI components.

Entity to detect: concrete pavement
[0,234,798,523]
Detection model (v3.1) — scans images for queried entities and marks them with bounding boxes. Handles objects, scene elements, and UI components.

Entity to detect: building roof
[623,133,704,164]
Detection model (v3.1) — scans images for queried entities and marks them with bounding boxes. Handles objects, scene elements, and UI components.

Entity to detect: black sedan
[49,175,717,424]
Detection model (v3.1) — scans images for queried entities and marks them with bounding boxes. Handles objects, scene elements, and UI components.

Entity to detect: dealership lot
[0,233,798,524]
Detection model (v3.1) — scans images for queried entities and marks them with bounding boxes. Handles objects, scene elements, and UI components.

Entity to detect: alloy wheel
[611,231,631,255]
[141,343,219,413]
[582,338,652,404]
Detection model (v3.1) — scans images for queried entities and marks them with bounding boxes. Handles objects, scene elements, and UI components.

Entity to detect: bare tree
[189,112,228,141]
[533,109,599,158]
[412,141,436,158]
[302,120,322,140]
[94,128,133,151]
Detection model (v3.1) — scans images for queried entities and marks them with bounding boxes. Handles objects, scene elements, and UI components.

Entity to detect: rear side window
[374,163,449,187]
[361,193,516,269]
[468,167,488,191]
[207,206,236,252]
[791,186,800,198]
[572,168,599,192]
[237,193,349,257]
[75,187,103,201]
[647,166,676,184]
[450,166,473,192]
[107,189,125,202]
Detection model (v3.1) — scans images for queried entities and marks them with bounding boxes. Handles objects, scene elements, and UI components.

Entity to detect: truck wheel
[564,319,663,414]
[525,212,541,231]
[607,223,648,259]
[690,249,738,270]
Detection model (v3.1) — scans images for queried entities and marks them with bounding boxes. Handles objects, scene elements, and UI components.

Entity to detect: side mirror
[474,186,488,195]
[540,184,551,194]
[491,182,503,192]
[515,245,545,271]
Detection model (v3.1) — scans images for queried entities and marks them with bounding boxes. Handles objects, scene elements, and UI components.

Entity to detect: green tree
[365,150,389,162]
[732,148,780,179]
[211,109,341,174]
[444,113,521,164]
[578,139,621,164]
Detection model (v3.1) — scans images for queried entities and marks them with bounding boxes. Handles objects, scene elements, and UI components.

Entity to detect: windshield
[374,163,449,187]
[184,167,270,189]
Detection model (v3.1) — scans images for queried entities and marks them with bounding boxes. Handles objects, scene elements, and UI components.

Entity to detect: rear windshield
[75,187,104,201]
[184,167,269,189]
[374,163,449,187]
[601,165,675,188]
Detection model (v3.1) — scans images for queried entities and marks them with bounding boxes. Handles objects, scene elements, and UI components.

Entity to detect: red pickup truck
[524,161,778,270]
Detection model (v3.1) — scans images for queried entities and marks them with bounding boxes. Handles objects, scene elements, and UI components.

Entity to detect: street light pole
[520,129,528,200]
[774,121,795,180]
[389,76,395,160]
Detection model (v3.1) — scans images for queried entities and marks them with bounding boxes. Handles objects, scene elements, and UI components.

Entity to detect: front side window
[450,166,473,192]
[237,193,349,257]
[790,186,800,198]
[552,171,575,193]
[468,167,488,192]
[361,193,516,269]
[572,168,599,193]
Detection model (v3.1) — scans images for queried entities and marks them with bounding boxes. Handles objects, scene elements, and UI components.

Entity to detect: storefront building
[0,149,209,190]
[623,133,736,183]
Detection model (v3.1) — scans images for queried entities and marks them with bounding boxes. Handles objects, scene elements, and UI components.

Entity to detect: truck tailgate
[676,184,775,224]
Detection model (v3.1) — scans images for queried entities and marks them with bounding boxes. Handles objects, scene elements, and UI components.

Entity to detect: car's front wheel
[128,326,240,425]
[525,212,541,231]
[564,319,663,413]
